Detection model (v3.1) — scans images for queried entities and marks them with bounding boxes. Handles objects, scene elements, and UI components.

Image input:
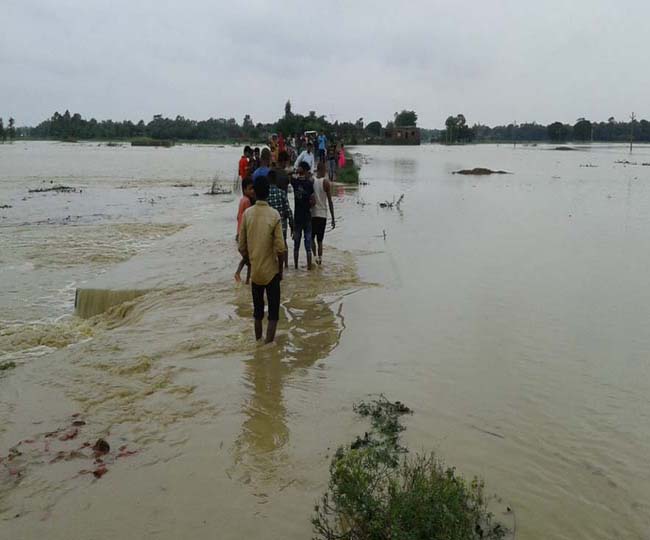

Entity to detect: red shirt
[238,156,249,179]
[237,196,252,234]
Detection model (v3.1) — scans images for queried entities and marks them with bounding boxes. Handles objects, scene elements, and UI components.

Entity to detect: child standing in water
[311,162,335,265]
[235,177,255,283]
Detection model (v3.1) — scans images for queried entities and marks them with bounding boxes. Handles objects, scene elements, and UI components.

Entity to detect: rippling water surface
[1,141,649,539]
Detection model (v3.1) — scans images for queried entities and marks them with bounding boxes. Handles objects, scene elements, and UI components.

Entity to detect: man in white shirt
[293,141,315,171]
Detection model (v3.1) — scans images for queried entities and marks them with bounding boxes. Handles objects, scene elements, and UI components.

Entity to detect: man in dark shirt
[326,143,337,181]
[267,169,293,269]
[271,151,293,269]
[290,161,315,270]
[251,147,261,170]
[252,148,271,185]
[274,151,291,192]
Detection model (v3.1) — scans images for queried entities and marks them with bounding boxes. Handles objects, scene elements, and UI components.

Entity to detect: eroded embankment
[0,243,371,523]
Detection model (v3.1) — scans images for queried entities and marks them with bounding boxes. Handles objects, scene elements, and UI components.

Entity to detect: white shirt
[294,150,315,172]
[312,176,328,218]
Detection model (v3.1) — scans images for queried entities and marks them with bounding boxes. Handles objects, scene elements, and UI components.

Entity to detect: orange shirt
[237,196,252,234]
[238,156,249,179]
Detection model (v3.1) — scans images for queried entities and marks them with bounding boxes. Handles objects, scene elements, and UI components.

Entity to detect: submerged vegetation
[205,179,232,195]
[0,361,17,372]
[313,397,506,540]
[130,137,174,147]
[453,168,510,175]
[28,184,78,193]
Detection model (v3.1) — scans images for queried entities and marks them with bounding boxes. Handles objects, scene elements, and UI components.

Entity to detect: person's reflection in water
[232,290,345,481]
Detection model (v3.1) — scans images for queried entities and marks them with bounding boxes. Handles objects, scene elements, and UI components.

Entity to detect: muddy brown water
[1,141,649,539]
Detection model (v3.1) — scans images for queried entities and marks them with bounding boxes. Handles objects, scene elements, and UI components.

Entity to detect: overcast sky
[2,0,649,128]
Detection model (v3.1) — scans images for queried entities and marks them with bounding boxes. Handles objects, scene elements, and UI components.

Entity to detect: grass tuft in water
[337,154,361,185]
[313,396,506,540]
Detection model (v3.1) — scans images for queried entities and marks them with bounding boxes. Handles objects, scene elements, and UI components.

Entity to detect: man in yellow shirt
[238,175,286,343]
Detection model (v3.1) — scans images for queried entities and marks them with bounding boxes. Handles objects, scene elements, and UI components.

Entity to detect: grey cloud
[2,0,649,127]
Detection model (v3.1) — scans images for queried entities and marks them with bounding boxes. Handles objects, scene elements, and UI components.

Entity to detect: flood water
[1,141,649,539]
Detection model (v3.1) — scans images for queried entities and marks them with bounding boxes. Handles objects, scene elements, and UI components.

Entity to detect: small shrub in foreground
[312,397,506,540]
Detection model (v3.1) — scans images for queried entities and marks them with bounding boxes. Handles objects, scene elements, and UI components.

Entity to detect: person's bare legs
[313,239,321,265]
[265,320,278,343]
[254,319,263,341]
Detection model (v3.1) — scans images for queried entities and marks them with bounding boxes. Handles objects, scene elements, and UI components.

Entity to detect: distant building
[384,126,420,145]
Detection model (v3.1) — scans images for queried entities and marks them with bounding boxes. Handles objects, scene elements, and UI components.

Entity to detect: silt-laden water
[1,141,649,539]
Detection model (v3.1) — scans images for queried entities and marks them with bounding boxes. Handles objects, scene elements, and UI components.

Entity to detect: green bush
[312,398,506,540]
[338,154,360,185]
[130,137,174,147]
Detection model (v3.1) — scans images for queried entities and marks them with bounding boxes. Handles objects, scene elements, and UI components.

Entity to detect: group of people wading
[235,132,345,343]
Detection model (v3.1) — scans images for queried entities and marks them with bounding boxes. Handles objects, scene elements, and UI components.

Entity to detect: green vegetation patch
[337,154,361,185]
[0,361,17,372]
[313,396,506,540]
[130,138,174,147]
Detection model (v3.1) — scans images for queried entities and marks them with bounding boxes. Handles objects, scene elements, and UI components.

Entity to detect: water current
[1,141,649,539]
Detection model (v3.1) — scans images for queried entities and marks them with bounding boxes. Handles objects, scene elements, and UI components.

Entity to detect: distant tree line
[16,106,650,144]
[18,104,421,144]
[20,104,420,144]
[439,114,650,144]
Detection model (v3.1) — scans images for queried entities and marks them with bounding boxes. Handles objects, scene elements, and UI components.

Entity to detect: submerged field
[1,141,649,539]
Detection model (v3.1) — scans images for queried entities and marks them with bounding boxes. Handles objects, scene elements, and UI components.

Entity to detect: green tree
[442,114,473,143]
[394,110,418,127]
[573,118,592,141]
[284,99,292,118]
[444,115,458,143]
[458,115,474,142]
[242,114,254,135]
[547,121,570,142]
[0,117,4,142]
[8,117,16,141]
[365,121,382,136]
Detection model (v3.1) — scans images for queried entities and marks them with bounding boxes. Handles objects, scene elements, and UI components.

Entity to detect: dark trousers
[293,220,312,252]
[312,217,327,244]
[327,158,336,180]
[252,274,281,321]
